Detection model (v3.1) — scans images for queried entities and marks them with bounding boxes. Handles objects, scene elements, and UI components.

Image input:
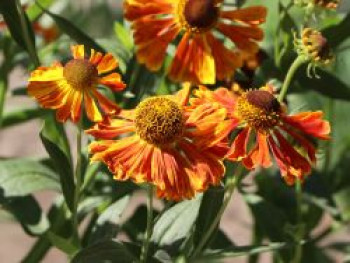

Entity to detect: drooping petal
[55,89,75,122]
[205,32,242,80]
[217,22,263,54]
[227,127,251,161]
[283,111,331,140]
[179,140,225,192]
[135,19,180,71]
[220,6,267,25]
[84,91,103,122]
[272,130,312,183]
[70,90,83,122]
[91,89,121,115]
[98,73,126,92]
[86,117,135,139]
[169,35,216,84]
[281,125,317,164]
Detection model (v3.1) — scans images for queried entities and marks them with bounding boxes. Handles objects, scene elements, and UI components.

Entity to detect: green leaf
[114,22,133,52]
[89,195,130,244]
[40,115,75,211]
[0,158,60,197]
[0,195,49,236]
[39,5,105,53]
[151,195,202,248]
[193,186,224,249]
[323,12,350,48]
[0,0,39,65]
[1,107,47,128]
[72,241,137,263]
[295,68,350,101]
[198,242,287,261]
[26,0,55,21]
[46,231,79,255]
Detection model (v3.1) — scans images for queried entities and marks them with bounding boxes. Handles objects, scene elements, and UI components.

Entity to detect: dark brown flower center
[63,59,98,89]
[236,90,281,132]
[184,0,219,29]
[246,90,280,113]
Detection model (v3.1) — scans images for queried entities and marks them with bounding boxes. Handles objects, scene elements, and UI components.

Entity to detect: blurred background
[1,0,350,262]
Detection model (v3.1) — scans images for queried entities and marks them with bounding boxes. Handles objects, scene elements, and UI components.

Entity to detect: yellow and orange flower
[28,45,126,123]
[124,0,267,84]
[87,86,229,200]
[191,85,331,185]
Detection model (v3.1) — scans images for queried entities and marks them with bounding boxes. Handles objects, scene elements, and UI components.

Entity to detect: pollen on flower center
[178,0,219,33]
[236,90,281,132]
[135,97,185,146]
[63,59,98,89]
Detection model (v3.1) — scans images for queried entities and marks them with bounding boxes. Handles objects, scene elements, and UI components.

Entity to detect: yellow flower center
[63,59,98,89]
[134,97,185,146]
[236,90,281,132]
[178,0,220,33]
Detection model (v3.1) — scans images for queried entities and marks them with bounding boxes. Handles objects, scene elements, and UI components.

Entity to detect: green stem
[15,0,40,67]
[293,179,304,263]
[278,56,306,103]
[140,185,154,263]
[191,166,244,259]
[72,119,83,243]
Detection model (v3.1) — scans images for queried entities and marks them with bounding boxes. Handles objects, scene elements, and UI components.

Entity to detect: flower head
[295,28,334,76]
[124,0,266,84]
[192,85,331,185]
[87,86,229,200]
[28,45,126,123]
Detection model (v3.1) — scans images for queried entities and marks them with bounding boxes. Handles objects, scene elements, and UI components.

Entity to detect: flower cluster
[27,0,332,201]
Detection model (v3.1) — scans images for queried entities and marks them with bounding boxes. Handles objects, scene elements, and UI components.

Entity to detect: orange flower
[124,0,266,84]
[87,86,229,200]
[192,85,331,185]
[28,45,126,123]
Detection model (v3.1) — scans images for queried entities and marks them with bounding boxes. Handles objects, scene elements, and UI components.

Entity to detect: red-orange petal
[91,89,121,115]
[96,53,119,74]
[98,73,126,92]
[227,127,251,161]
[283,111,331,140]
[86,117,135,139]
[220,6,267,25]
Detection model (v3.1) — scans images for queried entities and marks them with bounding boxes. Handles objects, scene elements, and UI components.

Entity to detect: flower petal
[205,33,242,80]
[98,73,126,92]
[124,0,175,21]
[227,127,251,161]
[92,89,121,115]
[96,53,119,74]
[84,91,103,122]
[71,45,85,59]
[283,111,331,140]
[86,117,135,139]
[220,6,267,25]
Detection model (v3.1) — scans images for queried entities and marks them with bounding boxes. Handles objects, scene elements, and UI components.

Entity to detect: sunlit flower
[295,28,334,76]
[28,45,126,123]
[192,85,331,185]
[124,0,266,84]
[87,86,229,200]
